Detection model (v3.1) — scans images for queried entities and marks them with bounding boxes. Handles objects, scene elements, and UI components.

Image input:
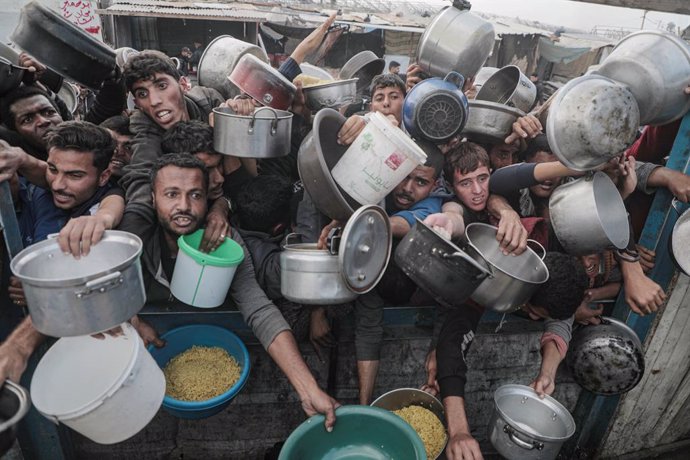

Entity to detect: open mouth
[172,214,195,227]
[156,109,173,123]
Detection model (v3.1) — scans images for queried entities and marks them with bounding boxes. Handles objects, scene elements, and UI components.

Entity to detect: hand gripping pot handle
[442,250,493,278]
[503,424,544,450]
[248,106,279,135]
[444,71,465,90]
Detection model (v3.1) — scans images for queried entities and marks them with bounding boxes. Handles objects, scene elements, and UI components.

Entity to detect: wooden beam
[568,0,690,15]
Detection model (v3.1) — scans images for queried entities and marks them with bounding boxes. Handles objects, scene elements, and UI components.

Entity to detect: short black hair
[150,153,209,192]
[416,139,444,179]
[0,85,60,131]
[530,252,588,320]
[523,134,552,161]
[45,121,115,172]
[235,175,294,233]
[389,60,401,69]
[100,115,131,137]
[161,120,214,155]
[370,73,406,98]
[124,50,180,93]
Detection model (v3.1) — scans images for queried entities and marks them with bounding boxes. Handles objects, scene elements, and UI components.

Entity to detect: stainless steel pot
[10,230,146,337]
[301,63,334,82]
[473,66,499,92]
[280,206,392,305]
[489,384,575,460]
[594,30,690,126]
[465,223,549,313]
[416,6,495,80]
[476,65,537,113]
[338,50,386,96]
[298,108,360,221]
[303,78,358,111]
[671,199,690,276]
[213,106,292,158]
[566,317,644,395]
[549,172,630,255]
[394,218,491,308]
[0,381,31,457]
[57,81,79,115]
[460,100,525,145]
[198,35,269,100]
[546,75,639,171]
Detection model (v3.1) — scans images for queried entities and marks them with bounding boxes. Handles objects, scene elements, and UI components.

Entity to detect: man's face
[371,86,404,125]
[152,165,207,237]
[10,95,63,149]
[107,129,133,178]
[579,253,601,279]
[390,65,400,75]
[193,151,224,200]
[391,165,436,211]
[46,148,109,210]
[528,150,562,199]
[131,73,189,130]
[452,165,490,212]
[489,143,519,170]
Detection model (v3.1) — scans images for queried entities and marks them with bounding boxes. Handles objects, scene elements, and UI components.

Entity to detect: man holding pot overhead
[117,153,340,429]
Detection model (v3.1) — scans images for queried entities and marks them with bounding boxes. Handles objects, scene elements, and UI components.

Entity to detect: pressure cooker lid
[339,205,392,293]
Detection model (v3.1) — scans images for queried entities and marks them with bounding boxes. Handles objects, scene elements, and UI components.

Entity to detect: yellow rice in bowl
[393,405,447,458]
[163,346,241,402]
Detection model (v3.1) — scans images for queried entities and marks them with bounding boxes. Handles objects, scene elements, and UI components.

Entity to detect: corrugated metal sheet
[98,0,267,21]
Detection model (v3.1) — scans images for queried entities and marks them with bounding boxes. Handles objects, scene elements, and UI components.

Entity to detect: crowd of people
[1,10,689,459]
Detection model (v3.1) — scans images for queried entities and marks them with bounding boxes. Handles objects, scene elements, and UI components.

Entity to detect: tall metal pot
[213,106,292,158]
[476,65,537,113]
[10,230,146,337]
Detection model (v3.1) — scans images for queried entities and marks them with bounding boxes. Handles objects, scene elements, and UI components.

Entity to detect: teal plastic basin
[279,405,427,460]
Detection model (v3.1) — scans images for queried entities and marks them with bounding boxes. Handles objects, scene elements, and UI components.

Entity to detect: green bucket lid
[177,229,245,267]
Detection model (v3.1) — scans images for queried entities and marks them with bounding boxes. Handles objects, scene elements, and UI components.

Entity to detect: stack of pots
[9,230,165,444]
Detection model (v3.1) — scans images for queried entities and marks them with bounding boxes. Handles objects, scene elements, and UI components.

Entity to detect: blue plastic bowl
[279,405,427,460]
[148,324,251,419]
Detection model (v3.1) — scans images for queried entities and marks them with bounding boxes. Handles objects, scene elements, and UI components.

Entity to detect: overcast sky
[468,0,690,33]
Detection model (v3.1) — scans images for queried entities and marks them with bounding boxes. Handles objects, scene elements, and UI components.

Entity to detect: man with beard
[117,154,340,429]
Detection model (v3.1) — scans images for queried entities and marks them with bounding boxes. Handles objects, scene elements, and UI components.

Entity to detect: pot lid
[672,203,690,276]
[338,205,391,294]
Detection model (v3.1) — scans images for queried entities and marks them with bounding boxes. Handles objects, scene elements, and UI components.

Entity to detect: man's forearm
[486,194,515,220]
[444,395,472,437]
[539,340,561,381]
[95,195,125,229]
[6,317,45,358]
[267,330,321,400]
[389,216,411,238]
[18,154,48,188]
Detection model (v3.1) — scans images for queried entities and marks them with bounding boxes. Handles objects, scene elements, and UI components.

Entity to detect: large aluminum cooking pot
[489,385,575,460]
[198,35,269,100]
[229,54,296,110]
[549,172,630,255]
[10,230,146,337]
[297,108,360,221]
[594,30,690,126]
[476,65,537,113]
[402,72,469,143]
[546,75,639,172]
[394,218,491,308]
[213,106,292,158]
[465,223,549,313]
[460,100,525,145]
[11,1,116,89]
[671,199,690,276]
[566,317,644,395]
[280,205,392,305]
[0,40,64,93]
[0,381,31,457]
[473,66,499,92]
[416,6,495,80]
[0,57,26,96]
[303,78,358,111]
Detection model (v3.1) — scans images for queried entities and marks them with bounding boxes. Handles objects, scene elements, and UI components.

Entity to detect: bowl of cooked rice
[148,324,250,419]
[372,388,448,459]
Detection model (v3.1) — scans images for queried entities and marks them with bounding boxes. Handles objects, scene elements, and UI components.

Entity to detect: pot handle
[444,71,465,90]
[444,250,493,278]
[670,197,687,216]
[283,232,304,248]
[503,425,544,451]
[248,107,279,136]
[75,271,124,299]
[527,239,546,260]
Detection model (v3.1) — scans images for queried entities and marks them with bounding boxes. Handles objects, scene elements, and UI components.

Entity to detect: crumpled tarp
[538,37,592,64]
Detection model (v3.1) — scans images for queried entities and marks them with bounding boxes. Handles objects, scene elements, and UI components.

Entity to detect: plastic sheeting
[538,37,592,64]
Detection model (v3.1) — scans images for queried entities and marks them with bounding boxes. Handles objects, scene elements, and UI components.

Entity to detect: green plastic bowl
[279,405,427,460]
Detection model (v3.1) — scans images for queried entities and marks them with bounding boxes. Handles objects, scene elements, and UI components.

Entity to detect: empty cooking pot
[461,100,525,145]
[229,54,296,110]
[339,50,386,96]
[213,106,292,158]
[303,78,359,111]
[476,65,537,113]
[473,66,500,92]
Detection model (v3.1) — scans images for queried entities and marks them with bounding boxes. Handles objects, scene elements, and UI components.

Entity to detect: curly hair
[443,141,490,181]
[150,153,209,192]
[0,85,60,130]
[45,121,115,172]
[235,175,295,234]
[124,50,180,92]
[161,120,214,155]
[530,252,589,320]
[369,73,406,98]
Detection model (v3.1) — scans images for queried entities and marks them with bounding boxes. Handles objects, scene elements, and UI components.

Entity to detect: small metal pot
[460,100,525,145]
[303,78,358,111]
[394,219,491,308]
[476,65,537,113]
[213,106,292,158]
[465,223,549,313]
[300,63,334,82]
[229,53,296,110]
[566,317,644,395]
[0,381,31,457]
[473,66,500,92]
[549,172,630,255]
[338,50,386,96]
[416,6,495,80]
[198,35,269,100]
[671,199,690,276]
[489,384,575,460]
[10,230,146,337]
[57,81,79,115]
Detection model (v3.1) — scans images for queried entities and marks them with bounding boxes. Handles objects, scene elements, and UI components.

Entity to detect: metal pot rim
[613,30,690,62]
[0,380,31,434]
[303,78,358,91]
[671,204,690,276]
[213,106,293,120]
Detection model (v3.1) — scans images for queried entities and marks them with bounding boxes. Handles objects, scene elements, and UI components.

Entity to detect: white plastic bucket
[331,111,428,205]
[30,322,165,444]
[170,229,245,308]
